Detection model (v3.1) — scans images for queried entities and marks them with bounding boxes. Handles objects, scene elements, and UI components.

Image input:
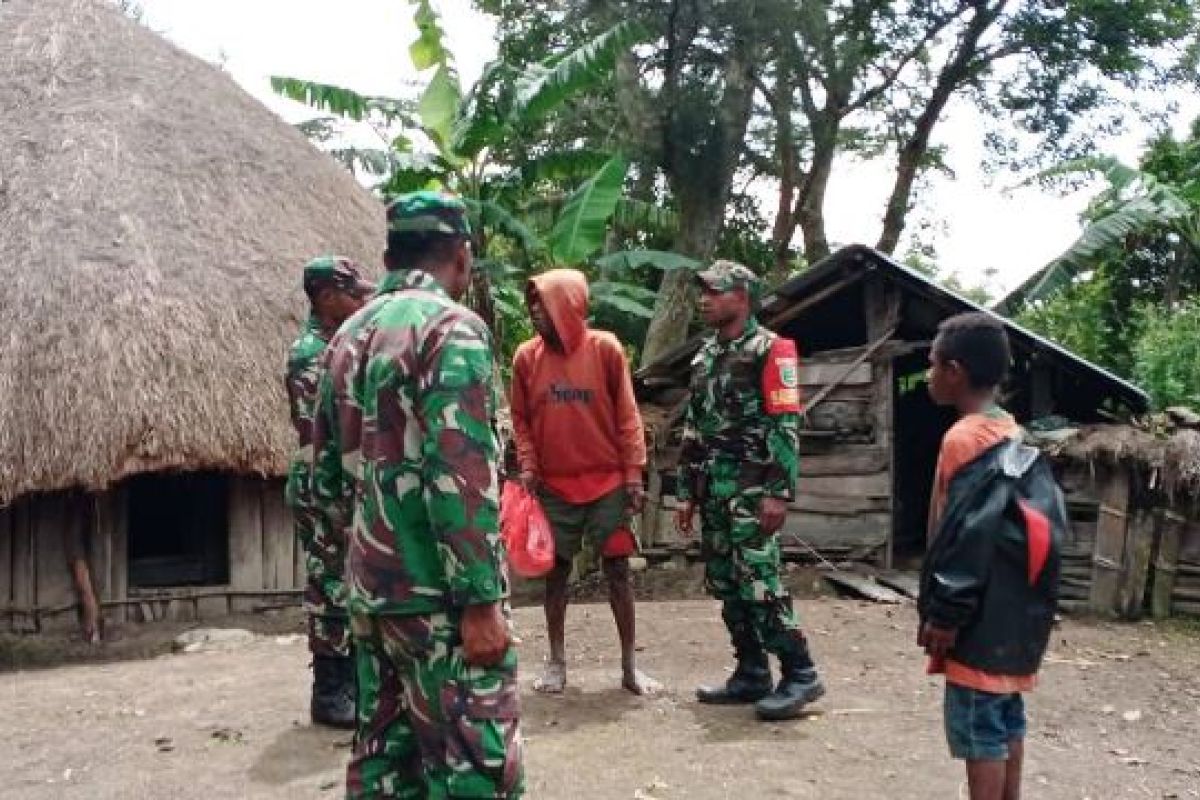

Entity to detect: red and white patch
[763,338,802,415]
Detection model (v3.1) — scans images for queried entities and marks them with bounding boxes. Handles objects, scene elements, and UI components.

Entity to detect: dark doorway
[892,350,957,567]
[127,472,229,587]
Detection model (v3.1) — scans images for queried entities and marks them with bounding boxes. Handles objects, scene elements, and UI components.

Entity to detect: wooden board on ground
[823,571,908,604]
[875,572,920,599]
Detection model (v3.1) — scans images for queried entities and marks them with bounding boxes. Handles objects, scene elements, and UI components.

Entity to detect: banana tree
[998,156,1200,314]
[275,4,648,331]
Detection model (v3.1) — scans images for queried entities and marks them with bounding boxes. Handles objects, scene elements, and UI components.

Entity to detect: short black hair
[934,312,1011,389]
[385,230,466,272]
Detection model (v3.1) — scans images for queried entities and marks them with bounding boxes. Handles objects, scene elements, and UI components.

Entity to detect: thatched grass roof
[0,0,386,503]
[1048,424,1200,498]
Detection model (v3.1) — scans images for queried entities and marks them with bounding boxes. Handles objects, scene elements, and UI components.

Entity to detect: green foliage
[269,77,414,126]
[548,155,629,264]
[409,0,451,69]
[1016,272,1128,376]
[593,250,700,272]
[511,20,648,125]
[1006,156,1196,308]
[1133,298,1200,410]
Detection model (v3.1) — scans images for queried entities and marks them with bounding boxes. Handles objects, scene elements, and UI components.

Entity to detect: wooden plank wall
[1,477,302,632]
[228,476,300,612]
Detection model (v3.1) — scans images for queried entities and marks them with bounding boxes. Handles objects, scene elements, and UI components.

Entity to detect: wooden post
[260,481,293,591]
[864,275,899,569]
[1089,468,1131,614]
[1118,506,1155,619]
[641,464,663,548]
[109,484,129,624]
[11,498,35,631]
[228,477,264,610]
[1151,508,1186,618]
[0,504,12,631]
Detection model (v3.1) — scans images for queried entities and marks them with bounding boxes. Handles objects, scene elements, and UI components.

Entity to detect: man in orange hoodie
[511,268,658,695]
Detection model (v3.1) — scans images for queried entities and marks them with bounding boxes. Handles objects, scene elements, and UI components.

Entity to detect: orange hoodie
[510,269,646,503]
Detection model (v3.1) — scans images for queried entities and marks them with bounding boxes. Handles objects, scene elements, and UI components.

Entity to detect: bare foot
[622,669,661,696]
[533,660,567,694]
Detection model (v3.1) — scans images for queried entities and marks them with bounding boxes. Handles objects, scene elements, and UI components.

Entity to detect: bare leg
[1003,738,1023,800]
[534,559,571,693]
[603,557,660,695]
[965,760,1007,800]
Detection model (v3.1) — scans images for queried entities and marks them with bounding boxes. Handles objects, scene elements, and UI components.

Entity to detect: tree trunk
[640,22,757,368]
[877,1,1001,254]
[794,126,837,265]
[640,199,726,366]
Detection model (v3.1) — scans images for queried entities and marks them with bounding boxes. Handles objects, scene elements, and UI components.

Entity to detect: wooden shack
[0,0,384,636]
[635,245,1150,567]
[1040,421,1200,618]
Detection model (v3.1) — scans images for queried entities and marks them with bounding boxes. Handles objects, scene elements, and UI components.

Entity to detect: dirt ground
[2,575,1200,799]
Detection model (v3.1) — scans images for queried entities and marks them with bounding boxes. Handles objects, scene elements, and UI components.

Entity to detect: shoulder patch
[762,337,802,415]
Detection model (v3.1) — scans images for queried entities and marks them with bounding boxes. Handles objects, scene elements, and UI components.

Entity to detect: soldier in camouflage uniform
[311,191,523,798]
[285,256,374,729]
[676,260,825,721]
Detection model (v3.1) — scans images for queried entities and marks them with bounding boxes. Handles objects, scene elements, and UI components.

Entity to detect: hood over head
[528,268,589,353]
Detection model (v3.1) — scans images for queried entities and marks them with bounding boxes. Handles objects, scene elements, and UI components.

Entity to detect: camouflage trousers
[347,610,524,799]
[699,493,807,659]
[294,509,350,658]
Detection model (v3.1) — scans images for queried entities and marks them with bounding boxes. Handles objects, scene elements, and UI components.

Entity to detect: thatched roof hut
[0,0,385,632]
[1045,422,1200,502]
[0,0,385,504]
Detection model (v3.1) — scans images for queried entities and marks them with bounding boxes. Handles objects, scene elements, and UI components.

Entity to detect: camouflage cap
[302,256,375,300]
[386,190,472,237]
[695,259,759,294]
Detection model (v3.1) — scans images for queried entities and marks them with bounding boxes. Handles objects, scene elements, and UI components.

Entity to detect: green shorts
[537,487,631,561]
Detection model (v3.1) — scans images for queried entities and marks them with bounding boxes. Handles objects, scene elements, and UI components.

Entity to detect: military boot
[311,654,356,729]
[696,625,772,704]
[755,653,825,721]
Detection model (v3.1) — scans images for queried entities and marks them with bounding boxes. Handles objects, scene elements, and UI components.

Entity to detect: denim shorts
[944,683,1027,761]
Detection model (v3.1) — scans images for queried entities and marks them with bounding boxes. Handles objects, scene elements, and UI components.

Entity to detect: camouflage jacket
[311,269,505,616]
[676,318,800,502]
[284,317,327,513]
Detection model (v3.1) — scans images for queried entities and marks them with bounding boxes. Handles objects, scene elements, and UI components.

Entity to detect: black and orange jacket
[919,439,1065,676]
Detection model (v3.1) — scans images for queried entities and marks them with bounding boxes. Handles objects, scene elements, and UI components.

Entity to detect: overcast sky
[136,0,1200,295]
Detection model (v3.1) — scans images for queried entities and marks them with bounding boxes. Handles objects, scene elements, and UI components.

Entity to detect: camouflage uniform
[677,262,810,666]
[312,192,522,799]
[285,256,374,658]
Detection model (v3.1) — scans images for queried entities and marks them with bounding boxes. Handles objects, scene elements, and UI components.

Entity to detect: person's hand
[519,470,539,494]
[918,622,957,659]
[758,496,789,535]
[625,481,646,515]
[461,603,510,667]
[675,501,697,537]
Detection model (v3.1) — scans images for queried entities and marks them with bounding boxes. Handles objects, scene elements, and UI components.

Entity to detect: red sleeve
[762,337,802,415]
[605,337,647,482]
[509,345,539,476]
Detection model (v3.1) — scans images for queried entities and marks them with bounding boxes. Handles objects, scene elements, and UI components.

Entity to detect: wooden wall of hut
[1052,460,1200,619]
[640,278,900,564]
[0,475,301,634]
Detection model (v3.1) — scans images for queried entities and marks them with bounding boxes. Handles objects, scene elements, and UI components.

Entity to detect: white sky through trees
[136,0,1200,294]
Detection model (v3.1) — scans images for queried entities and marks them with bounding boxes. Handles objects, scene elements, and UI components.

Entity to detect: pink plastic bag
[500,481,555,578]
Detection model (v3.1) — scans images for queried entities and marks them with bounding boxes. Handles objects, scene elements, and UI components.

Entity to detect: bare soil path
[2,594,1199,799]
